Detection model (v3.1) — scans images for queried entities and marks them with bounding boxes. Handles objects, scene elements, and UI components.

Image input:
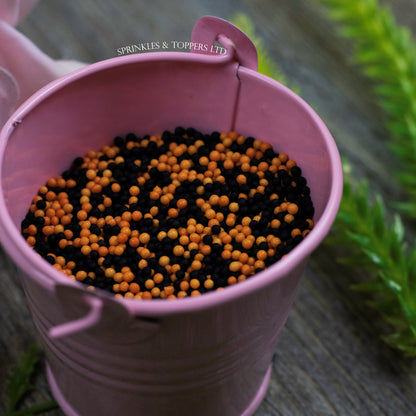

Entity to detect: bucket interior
[1,53,337,250]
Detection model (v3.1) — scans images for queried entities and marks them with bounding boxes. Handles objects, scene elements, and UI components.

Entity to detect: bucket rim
[0,51,343,316]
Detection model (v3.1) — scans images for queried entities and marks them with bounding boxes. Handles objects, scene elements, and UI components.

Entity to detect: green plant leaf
[351,279,386,292]
[343,230,372,249]
[337,253,379,269]
[362,248,386,267]
[4,345,59,416]
[5,345,39,415]
[383,330,416,350]
[392,214,404,242]
[371,195,386,239]
[11,401,59,416]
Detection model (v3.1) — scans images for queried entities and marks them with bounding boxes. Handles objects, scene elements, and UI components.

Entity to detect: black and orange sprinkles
[21,127,314,300]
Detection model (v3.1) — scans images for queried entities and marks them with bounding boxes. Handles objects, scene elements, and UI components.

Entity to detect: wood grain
[1,0,416,415]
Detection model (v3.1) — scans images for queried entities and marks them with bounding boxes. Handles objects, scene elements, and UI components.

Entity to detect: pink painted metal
[0,16,342,416]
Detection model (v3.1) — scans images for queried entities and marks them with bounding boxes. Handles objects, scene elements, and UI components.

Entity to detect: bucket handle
[47,285,160,341]
[191,16,258,71]
[48,294,103,339]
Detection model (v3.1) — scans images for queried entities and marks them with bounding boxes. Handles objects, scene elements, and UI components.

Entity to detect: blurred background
[1,0,416,415]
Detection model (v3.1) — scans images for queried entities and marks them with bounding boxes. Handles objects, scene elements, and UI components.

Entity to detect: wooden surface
[1,0,416,415]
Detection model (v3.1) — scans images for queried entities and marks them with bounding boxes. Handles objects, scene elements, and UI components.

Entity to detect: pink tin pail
[0,16,342,416]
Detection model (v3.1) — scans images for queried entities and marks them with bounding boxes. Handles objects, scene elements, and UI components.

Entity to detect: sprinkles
[21,127,314,300]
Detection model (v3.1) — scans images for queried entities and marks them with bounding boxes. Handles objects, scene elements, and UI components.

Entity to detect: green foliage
[4,345,59,416]
[317,0,416,217]
[328,162,416,355]
[5,345,39,414]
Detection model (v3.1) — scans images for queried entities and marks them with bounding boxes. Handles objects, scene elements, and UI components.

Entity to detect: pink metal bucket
[0,16,342,416]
